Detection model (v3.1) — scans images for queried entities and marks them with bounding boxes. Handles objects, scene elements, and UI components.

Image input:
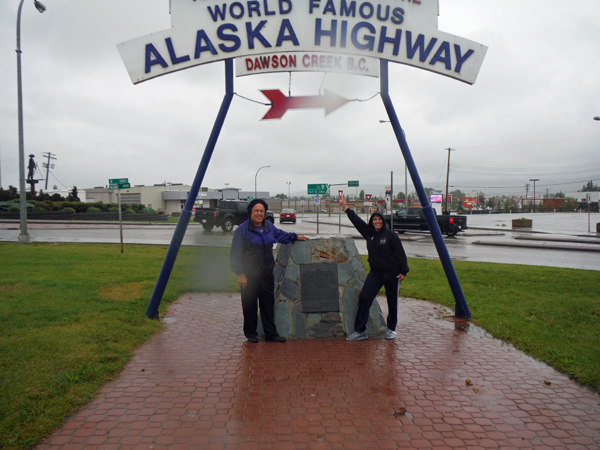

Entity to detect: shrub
[7,206,19,213]
[63,208,76,213]
[86,207,101,213]
[61,202,88,213]
[124,208,135,214]
[108,207,118,212]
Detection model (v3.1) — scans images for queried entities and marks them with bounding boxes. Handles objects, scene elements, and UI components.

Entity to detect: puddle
[434,315,495,339]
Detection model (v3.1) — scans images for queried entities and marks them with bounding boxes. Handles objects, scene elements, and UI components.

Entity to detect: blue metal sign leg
[146,59,234,319]
[379,60,471,318]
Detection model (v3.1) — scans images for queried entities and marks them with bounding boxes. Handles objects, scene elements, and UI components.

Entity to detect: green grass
[0,242,598,449]
[0,243,237,450]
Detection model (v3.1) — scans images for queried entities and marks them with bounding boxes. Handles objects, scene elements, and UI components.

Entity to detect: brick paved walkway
[37,294,600,449]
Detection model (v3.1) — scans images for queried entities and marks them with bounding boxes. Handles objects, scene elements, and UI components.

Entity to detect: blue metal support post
[379,59,471,318]
[146,59,235,319]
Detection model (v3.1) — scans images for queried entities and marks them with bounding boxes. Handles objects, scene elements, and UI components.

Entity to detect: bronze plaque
[300,263,339,313]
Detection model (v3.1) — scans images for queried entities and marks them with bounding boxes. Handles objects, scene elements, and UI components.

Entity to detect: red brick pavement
[36,293,600,449]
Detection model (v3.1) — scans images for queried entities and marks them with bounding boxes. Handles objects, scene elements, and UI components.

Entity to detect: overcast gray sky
[1,0,599,200]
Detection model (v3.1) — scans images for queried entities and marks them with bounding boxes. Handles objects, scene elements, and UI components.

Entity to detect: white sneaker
[385,329,396,340]
[346,330,368,341]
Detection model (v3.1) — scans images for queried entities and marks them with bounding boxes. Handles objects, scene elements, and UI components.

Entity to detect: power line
[454,136,600,151]
[48,170,69,189]
[451,177,599,190]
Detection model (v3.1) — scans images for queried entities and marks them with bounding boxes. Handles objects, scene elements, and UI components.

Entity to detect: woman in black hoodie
[340,198,409,340]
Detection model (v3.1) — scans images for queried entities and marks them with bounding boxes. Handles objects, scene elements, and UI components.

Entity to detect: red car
[279,209,297,224]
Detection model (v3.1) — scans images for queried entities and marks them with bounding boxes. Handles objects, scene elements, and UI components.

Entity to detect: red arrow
[259,89,350,120]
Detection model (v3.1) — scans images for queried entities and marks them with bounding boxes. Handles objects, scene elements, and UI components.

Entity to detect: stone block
[291,241,311,264]
[271,237,385,339]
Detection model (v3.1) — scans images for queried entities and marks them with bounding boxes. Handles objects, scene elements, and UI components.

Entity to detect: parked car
[279,209,297,224]
[194,200,274,232]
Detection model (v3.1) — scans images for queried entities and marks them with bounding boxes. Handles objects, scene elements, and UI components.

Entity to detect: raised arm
[340,198,369,238]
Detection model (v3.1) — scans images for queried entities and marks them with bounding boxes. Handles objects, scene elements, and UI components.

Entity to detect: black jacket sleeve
[345,208,370,239]
[392,232,410,276]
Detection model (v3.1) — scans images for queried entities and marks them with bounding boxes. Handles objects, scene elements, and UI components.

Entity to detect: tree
[485,196,497,210]
[502,197,519,210]
[358,190,365,200]
[560,197,578,211]
[476,191,486,210]
[580,181,600,192]
[449,189,464,210]
[274,193,287,200]
[0,187,17,201]
[66,186,80,202]
[395,191,405,200]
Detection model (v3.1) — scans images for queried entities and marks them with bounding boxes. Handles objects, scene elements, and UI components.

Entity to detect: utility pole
[42,152,57,190]
[444,147,454,214]
[530,178,539,213]
[525,183,530,211]
[390,171,394,232]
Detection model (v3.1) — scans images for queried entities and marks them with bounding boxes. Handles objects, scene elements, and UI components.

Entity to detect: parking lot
[1,212,599,270]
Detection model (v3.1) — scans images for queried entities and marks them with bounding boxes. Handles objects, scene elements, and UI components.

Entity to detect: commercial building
[83,184,271,215]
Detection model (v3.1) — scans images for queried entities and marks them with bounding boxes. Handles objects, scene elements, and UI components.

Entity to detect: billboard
[118,0,487,85]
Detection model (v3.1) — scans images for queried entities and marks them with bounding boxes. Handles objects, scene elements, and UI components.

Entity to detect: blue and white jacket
[230,219,298,278]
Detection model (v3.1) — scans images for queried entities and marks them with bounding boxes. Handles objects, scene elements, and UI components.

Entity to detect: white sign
[118,0,487,85]
[364,202,372,206]
[315,197,321,205]
[237,51,379,77]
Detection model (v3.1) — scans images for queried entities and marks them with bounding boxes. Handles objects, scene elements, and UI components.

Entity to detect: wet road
[1,212,599,271]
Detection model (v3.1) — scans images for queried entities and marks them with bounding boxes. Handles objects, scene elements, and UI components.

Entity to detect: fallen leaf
[465,379,473,386]
[393,407,407,419]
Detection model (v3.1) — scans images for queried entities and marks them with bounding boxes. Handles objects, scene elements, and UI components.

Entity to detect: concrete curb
[515,235,600,245]
[472,239,600,252]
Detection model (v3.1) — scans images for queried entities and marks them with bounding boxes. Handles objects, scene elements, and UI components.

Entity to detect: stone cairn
[265,236,387,339]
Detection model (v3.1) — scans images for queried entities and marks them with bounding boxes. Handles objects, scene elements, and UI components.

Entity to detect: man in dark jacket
[340,199,409,340]
[230,199,308,343]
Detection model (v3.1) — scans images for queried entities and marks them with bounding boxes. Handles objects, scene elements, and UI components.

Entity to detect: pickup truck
[383,207,467,237]
[194,200,275,232]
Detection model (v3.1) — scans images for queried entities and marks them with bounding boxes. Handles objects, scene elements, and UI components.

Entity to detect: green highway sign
[348,180,359,187]
[247,196,254,201]
[308,184,328,195]
[109,183,131,190]
[109,178,129,185]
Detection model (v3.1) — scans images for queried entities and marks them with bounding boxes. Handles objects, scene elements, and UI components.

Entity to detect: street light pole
[380,119,409,208]
[254,165,270,199]
[530,178,539,213]
[286,181,291,208]
[16,0,46,243]
[444,147,454,214]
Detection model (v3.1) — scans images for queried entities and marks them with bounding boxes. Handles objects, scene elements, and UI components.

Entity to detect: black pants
[354,271,400,333]
[240,273,279,340]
